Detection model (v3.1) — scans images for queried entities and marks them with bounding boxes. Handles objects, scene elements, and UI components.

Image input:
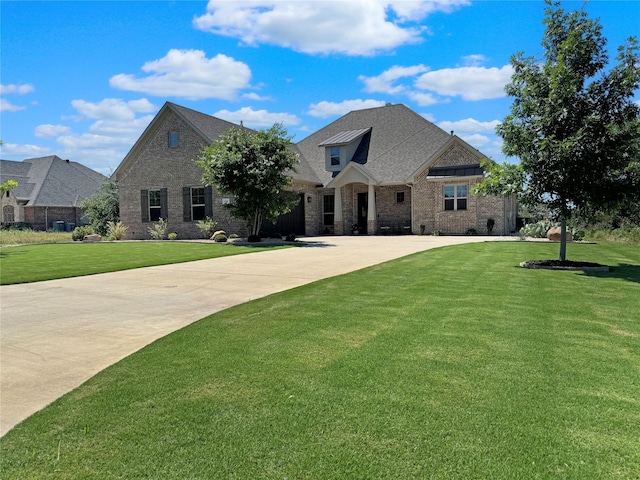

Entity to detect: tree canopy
[196,124,300,237]
[494,0,640,260]
[78,178,119,236]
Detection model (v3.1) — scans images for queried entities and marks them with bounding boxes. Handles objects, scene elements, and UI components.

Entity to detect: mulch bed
[520,259,609,272]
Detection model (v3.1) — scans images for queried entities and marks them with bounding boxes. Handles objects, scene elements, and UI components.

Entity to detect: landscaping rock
[546,226,572,242]
[83,234,102,243]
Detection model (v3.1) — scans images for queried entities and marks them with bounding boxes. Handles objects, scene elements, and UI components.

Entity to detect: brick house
[0,155,105,231]
[114,102,516,239]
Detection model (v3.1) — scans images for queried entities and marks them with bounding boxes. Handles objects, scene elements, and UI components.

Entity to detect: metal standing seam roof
[427,164,484,178]
[318,128,372,147]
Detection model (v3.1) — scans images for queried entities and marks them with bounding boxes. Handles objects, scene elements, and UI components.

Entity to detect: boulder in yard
[83,234,102,243]
[546,226,572,242]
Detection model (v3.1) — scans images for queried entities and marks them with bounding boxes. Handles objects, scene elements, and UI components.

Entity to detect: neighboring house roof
[0,155,105,206]
[295,103,486,186]
[114,102,321,185]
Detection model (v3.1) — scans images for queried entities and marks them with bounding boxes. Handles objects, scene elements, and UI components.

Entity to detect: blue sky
[2,0,639,175]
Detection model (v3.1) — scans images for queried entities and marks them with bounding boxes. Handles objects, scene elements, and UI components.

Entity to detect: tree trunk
[251,210,262,236]
[559,215,567,262]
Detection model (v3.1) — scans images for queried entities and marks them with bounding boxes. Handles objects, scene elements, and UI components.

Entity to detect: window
[330,147,340,166]
[149,189,162,221]
[168,131,179,148]
[191,187,206,221]
[444,184,467,211]
[396,191,405,204]
[3,205,15,223]
[323,195,335,226]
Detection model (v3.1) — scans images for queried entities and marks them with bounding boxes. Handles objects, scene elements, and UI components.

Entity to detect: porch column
[367,183,376,235]
[334,186,344,235]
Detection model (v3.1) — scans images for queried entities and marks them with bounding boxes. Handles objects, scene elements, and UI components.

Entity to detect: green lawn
[0,241,288,285]
[1,241,639,479]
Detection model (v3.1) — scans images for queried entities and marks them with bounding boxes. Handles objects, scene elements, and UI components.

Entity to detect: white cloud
[437,118,500,135]
[1,83,34,95]
[242,92,272,101]
[87,115,156,138]
[71,98,157,120]
[0,142,51,157]
[360,65,429,94]
[307,99,387,118]
[458,133,491,147]
[110,49,252,100]
[406,91,442,106]
[213,107,301,128]
[415,65,513,100]
[0,99,26,112]
[460,54,487,67]
[34,124,72,139]
[193,1,469,56]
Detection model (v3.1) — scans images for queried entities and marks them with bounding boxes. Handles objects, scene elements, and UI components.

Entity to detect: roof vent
[451,131,454,136]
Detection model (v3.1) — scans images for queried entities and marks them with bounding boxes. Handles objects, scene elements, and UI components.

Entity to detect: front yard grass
[1,241,639,478]
[0,241,288,285]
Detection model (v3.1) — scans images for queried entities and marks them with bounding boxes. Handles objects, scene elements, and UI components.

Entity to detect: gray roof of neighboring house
[0,155,105,206]
[295,103,461,185]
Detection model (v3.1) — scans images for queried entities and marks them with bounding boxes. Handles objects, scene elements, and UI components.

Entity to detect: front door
[357,192,368,234]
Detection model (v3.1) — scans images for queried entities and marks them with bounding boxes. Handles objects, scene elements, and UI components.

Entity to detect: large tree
[196,124,300,237]
[497,0,640,260]
[79,177,119,236]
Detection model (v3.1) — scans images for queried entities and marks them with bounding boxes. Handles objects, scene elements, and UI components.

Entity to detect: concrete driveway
[1,235,508,436]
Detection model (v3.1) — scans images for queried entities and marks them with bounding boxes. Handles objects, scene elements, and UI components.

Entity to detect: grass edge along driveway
[0,241,289,285]
[1,241,639,479]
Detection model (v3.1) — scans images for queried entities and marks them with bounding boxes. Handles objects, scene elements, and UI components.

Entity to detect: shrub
[419,224,426,235]
[466,228,478,236]
[148,218,168,240]
[229,233,239,239]
[432,229,442,236]
[285,233,296,242]
[486,218,495,234]
[211,230,226,239]
[106,221,128,241]
[168,232,178,241]
[247,234,261,243]
[195,217,218,239]
[520,219,556,238]
[213,233,227,243]
[72,225,94,241]
[270,232,282,239]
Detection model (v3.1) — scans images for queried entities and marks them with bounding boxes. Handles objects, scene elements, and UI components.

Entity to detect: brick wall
[118,111,247,239]
[412,143,512,235]
[24,206,83,231]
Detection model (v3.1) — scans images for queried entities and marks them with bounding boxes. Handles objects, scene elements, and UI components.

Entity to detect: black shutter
[183,187,191,222]
[140,190,149,223]
[204,185,213,218]
[160,188,168,219]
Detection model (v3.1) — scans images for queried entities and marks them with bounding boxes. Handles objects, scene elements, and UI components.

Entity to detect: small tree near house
[490,0,640,261]
[196,124,300,238]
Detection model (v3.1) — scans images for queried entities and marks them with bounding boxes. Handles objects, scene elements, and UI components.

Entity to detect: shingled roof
[295,103,462,185]
[115,102,321,185]
[0,155,105,206]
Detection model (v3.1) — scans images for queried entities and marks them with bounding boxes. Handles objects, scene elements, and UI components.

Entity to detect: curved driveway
[1,235,508,435]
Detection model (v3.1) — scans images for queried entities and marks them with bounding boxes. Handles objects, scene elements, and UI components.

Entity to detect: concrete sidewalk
[0,235,508,436]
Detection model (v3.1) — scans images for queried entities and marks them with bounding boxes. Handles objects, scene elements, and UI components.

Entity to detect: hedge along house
[115,102,515,239]
[0,155,105,231]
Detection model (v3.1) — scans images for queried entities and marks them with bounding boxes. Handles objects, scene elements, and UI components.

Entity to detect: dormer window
[330,147,340,166]
[319,127,371,173]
